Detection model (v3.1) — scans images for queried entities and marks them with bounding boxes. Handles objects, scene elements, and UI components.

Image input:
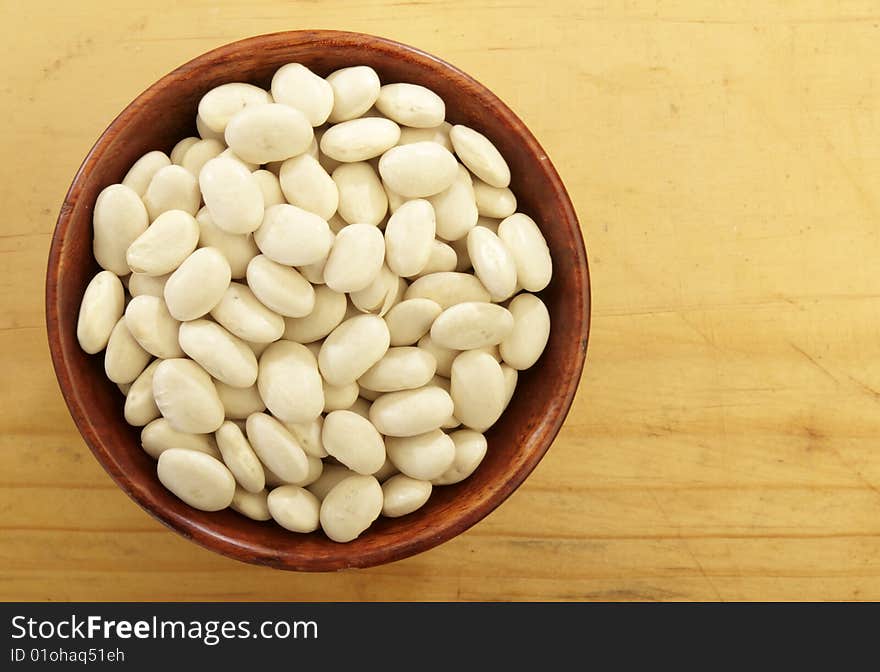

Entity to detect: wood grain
[4,0,880,599]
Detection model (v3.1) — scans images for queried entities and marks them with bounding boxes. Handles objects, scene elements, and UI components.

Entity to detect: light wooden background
[3,0,880,601]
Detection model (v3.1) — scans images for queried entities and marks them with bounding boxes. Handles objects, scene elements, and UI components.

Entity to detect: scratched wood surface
[3,0,880,601]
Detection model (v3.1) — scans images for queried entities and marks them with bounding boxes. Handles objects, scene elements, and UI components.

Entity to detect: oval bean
[369,386,453,437]
[271,63,334,126]
[225,103,313,164]
[500,293,550,370]
[430,302,514,350]
[92,184,149,275]
[385,430,455,480]
[322,410,386,475]
[163,247,231,321]
[178,319,258,388]
[381,474,432,517]
[216,420,266,493]
[319,475,383,542]
[199,156,265,234]
[246,255,315,318]
[77,271,124,354]
[319,314,390,386]
[152,358,225,433]
[378,142,458,198]
[268,485,321,532]
[157,449,235,511]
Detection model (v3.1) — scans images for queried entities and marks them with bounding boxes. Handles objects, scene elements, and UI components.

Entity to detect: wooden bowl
[45,30,591,571]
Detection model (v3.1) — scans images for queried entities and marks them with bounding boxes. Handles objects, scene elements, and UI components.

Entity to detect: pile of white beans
[76,63,552,543]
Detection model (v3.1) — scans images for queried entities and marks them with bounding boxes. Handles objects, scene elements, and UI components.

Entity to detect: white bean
[283,285,347,343]
[369,386,454,437]
[224,103,313,164]
[404,272,490,309]
[430,302,514,350]
[210,282,285,343]
[157,449,235,511]
[178,319,258,388]
[381,474,432,517]
[376,83,445,128]
[216,420,266,493]
[271,63,334,126]
[254,204,332,266]
[252,169,286,206]
[323,223,385,293]
[322,410,386,475]
[231,486,271,521]
[170,137,200,164]
[332,162,388,226]
[384,298,441,347]
[152,358,225,433]
[432,429,487,485]
[449,124,511,188]
[199,156,264,234]
[126,209,199,276]
[197,82,272,134]
[319,314,390,386]
[123,359,161,427]
[268,485,321,532]
[257,340,324,423]
[92,184,149,275]
[122,150,171,197]
[321,117,401,163]
[473,178,517,218]
[385,429,455,480]
[77,271,124,354]
[124,295,183,359]
[378,142,458,198]
[384,199,435,277]
[141,418,219,460]
[326,66,381,123]
[246,255,315,318]
[245,412,310,483]
[319,474,383,542]
[500,293,550,370]
[359,347,436,392]
[279,154,338,220]
[163,247,232,321]
[429,164,478,241]
[143,165,200,220]
[180,138,225,177]
[450,350,506,432]
[497,213,552,292]
[466,225,517,301]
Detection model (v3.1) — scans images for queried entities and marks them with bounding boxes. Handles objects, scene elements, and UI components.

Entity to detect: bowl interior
[46,30,590,571]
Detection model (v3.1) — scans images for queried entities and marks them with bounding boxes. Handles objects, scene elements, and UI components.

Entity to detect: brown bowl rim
[45,29,591,571]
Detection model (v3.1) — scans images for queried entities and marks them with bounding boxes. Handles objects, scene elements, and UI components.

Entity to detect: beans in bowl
[76,62,552,543]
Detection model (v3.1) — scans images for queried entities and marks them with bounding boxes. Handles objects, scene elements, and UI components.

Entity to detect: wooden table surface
[4,0,880,601]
